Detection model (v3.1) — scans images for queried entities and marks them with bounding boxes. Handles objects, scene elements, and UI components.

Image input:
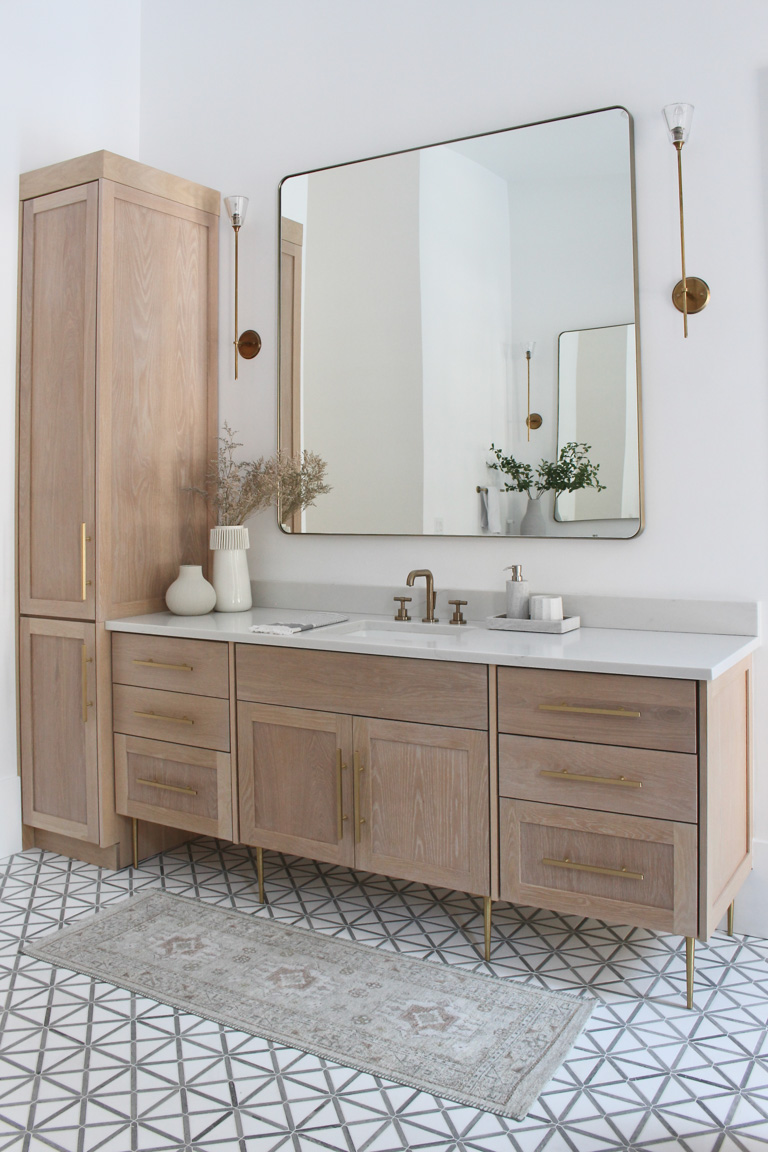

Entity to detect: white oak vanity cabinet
[17,152,219,868]
[109,627,752,1006]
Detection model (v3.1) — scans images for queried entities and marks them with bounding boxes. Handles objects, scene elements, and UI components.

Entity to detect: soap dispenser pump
[504,564,530,619]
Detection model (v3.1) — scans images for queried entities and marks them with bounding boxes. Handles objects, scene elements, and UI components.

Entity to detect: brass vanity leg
[131,818,139,871]
[685,936,695,1009]
[483,896,492,962]
[256,846,265,904]
[727,901,735,936]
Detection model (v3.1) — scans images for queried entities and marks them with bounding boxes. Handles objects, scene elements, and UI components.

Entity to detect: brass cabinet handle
[136,777,198,796]
[538,703,641,719]
[336,750,348,841]
[354,751,365,844]
[132,659,194,672]
[81,523,92,601]
[81,645,93,724]
[133,710,194,725]
[540,768,642,789]
[543,856,644,881]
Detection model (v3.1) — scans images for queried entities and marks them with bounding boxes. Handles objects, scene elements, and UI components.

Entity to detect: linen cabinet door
[19,618,99,842]
[353,718,490,896]
[18,186,98,620]
[237,703,354,867]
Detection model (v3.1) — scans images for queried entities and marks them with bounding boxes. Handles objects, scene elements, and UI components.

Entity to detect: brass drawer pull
[541,768,642,789]
[538,703,642,719]
[354,751,365,843]
[543,856,644,881]
[336,750,348,841]
[136,777,198,796]
[81,523,92,601]
[132,659,194,672]
[133,710,194,725]
[81,645,93,724]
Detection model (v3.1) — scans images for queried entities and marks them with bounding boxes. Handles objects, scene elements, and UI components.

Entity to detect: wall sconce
[662,103,710,337]
[525,342,542,441]
[224,196,262,378]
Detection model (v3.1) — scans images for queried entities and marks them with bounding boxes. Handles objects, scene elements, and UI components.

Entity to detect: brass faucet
[406,569,438,623]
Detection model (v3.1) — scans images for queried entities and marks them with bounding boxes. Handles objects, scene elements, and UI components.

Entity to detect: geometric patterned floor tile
[1,838,767,1151]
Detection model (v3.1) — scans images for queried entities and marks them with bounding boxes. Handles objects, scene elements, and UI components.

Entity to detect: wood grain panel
[18,185,97,618]
[236,645,488,729]
[498,734,698,822]
[237,703,354,867]
[112,632,229,697]
[20,151,220,214]
[699,657,753,939]
[354,718,489,895]
[115,733,232,839]
[97,181,218,620]
[113,684,230,751]
[497,667,697,752]
[500,799,697,936]
[19,618,99,842]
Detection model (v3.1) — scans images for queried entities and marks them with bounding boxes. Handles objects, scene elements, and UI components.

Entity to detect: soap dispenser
[504,565,530,619]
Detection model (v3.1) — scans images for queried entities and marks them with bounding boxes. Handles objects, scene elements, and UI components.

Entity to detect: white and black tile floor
[0,840,767,1152]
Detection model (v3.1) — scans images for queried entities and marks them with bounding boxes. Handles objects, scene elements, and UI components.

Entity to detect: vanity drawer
[113,685,230,751]
[111,633,229,698]
[498,735,698,823]
[497,667,697,753]
[235,645,488,729]
[499,799,697,936]
[115,734,232,839]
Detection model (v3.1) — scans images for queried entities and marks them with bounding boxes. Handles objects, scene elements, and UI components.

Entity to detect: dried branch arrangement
[189,423,331,526]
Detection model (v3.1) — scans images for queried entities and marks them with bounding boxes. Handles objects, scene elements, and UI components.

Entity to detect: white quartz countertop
[105,608,760,680]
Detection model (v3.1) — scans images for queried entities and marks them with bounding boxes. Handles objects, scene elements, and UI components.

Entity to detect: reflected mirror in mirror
[279,106,642,538]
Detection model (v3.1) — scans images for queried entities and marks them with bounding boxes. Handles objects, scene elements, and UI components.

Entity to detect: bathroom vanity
[103,608,755,1007]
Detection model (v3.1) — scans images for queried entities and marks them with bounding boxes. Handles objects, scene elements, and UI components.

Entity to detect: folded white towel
[480,488,502,534]
[250,624,307,636]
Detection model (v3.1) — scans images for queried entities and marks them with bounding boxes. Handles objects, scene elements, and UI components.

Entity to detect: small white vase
[165,565,217,616]
[520,494,547,537]
[210,525,252,612]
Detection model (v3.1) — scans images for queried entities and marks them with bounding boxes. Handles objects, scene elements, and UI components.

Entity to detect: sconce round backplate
[526,413,543,431]
[672,277,710,315]
[237,329,262,359]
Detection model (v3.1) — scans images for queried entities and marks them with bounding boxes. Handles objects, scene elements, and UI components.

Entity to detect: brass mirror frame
[277,105,643,539]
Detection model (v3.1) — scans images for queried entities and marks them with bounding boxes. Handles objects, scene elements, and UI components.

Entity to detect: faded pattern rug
[23,891,593,1119]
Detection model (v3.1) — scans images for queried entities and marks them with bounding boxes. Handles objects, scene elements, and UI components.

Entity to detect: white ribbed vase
[210,525,252,612]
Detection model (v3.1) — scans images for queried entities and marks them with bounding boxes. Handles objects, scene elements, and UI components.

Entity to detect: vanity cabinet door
[237,703,355,867]
[353,718,490,896]
[19,617,99,842]
[18,186,98,620]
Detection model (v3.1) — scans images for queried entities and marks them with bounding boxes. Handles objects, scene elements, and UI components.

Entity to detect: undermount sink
[323,619,477,642]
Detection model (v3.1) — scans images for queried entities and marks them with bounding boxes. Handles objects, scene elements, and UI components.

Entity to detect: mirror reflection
[279,107,642,537]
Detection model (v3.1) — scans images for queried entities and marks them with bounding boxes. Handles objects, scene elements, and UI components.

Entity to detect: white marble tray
[486,614,581,634]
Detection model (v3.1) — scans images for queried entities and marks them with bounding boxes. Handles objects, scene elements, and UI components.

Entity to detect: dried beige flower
[188,423,331,527]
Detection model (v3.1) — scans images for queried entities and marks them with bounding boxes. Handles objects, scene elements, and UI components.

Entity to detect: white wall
[138,0,768,935]
[0,0,142,857]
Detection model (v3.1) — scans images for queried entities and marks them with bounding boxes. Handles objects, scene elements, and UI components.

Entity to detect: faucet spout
[406,569,438,623]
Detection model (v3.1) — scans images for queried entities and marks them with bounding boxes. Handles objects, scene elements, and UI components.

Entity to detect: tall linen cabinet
[17,152,219,867]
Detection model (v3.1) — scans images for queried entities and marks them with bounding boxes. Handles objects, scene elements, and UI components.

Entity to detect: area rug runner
[23,891,593,1119]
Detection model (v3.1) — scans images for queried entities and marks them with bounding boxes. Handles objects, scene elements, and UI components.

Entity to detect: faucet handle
[393,596,412,622]
[448,599,468,626]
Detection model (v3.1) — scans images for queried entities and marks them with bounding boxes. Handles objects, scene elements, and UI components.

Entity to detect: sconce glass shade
[224,195,249,228]
[663,103,694,145]
[525,340,536,358]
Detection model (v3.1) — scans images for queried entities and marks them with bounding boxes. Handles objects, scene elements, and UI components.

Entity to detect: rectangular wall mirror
[279,106,642,538]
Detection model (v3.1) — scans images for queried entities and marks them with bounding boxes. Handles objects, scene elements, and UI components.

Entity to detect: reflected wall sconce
[662,103,710,337]
[525,341,542,441]
[224,195,262,378]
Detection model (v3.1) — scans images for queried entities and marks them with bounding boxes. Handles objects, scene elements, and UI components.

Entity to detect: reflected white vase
[210,525,252,612]
[165,565,216,616]
[520,495,547,537]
